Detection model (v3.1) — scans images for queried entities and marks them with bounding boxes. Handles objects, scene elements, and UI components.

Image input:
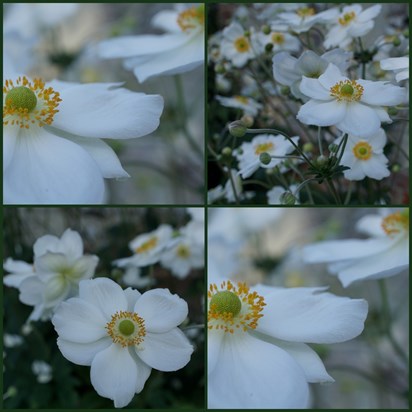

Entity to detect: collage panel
[3,207,205,408]
[207,207,409,409]
[207,3,409,205]
[4,3,205,205]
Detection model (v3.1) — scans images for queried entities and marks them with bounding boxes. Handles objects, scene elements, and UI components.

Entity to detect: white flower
[52,278,193,407]
[4,334,24,348]
[32,360,53,384]
[267,184,299,204]
[303,209,409,287]
[337,129,390,181]
[216,95,262,116]
[208,280,368,408]
[324,5,382,49]
[252,29,300,54]
[4,228,99,321]
[297,63,406,136]
[220,22,255,68]
[235,134,299,179]
[380,56,409,82]
[3,67,163,204]
[121,266,154,289]
[114,225,173,268]
[98,4,204,83]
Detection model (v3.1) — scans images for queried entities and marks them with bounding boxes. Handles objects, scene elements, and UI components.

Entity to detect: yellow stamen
[352,141,372,160]
[330,79,364,102]
[234,37,250,53]
[106,311,146,347]
[339,11,356,26]
[234,95,249,105]
[271,32,285,45]
[381,211,409,237]
[135,237,158,254]
[297,7,315,17]
[255,142,274,155]
[177,5,204,32]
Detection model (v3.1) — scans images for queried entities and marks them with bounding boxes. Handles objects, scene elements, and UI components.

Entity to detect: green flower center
[210,290,242,316]
[5,86,37,112]
[119,319,135,336]
[340,84,354,96]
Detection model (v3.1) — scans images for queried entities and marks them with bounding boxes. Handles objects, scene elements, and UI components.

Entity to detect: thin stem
[344,181,353,205]
[227,169,240,204]
[317,126,323,156]
[288,162,315,204]
[325,178,341,204]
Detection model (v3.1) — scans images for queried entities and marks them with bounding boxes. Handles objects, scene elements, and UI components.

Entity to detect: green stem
[317,126,323,156]
[325,178,341,204]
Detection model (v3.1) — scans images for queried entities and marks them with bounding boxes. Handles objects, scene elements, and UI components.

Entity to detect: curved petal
[57,337,112,366]
[362,155,390,180]
[208,332,309,409]
[53,84,163,139]
[3,128,105,205]
[3,126,19,172]
[336,103,380,136]
[59,228,84,260]
[208,330,224,375]
[359,80,407,106]
[297,99,346,127]
[357,5,381,22]
[33,234,60,257]
[127,347,152,394]
[90,343,139,408]
[380,57,409,71]
[124,287,142,312]
[79,278,127,321]
[19,276,44,306]
[256,287,368,344]
[137,328,193,371]
[70,255,99,280]
[296,50,328,77]
[151,10,180,33]
[272,52,299,86]
[355,214,386,237]
[52,298,108,343]
[299,76,331,100]
[134,289,188,333]
[318,63,346,89]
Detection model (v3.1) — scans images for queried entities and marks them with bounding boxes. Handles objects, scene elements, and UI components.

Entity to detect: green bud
[403,29,409,38]
[262,24,271,35]
[221,147,232,156]
[265,43,274,52]
[229,121,247,137]
[303,142,314,152]
[259,152,272,165]
[119,319,135,336]
[392,37,401,47]
[6,86,37,112]
[240,114,254,128]
[391,164,401,172]
[210,291,241,316]
[244,30,250,37]
[388,107,398,116]
[280,191,296,205]
[316,155,328,167]
[215,63,226,74]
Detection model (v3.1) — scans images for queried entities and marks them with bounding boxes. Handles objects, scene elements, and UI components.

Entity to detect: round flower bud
[221,147,232,156]
[265,43,274,52]
[259,152,272,165]
[240,114,254,128]
[229,121,247,138]
[215,63,226,74]
[316,155,328,167]
[280,191,296,205]
[391,164,401,172]
[261,24,271,35]
[303,142,314,153]
[392,37,401,47]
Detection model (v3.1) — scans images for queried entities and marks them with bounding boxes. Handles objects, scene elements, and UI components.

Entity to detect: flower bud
[215,63,226,74]
[262,24,271,35]
[221,147,232,156]
[391,164,401,172]
[280,191,296,205]
[392,37,401,47]
[303,142,314,152]
[265,43,274,52]
[240,114,254,128]
[229,121,247,137]
[259,152,272,165]
[316,155,328,167]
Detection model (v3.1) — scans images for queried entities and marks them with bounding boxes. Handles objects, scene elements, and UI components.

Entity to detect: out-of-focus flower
[324,5,382,49]
[98,4,204,82]
[4,228,99,321]
[4,334,24,348]
[216,95,262,116]
[297,63,406,136]
[303,209,409,287]
[380,56,409,82]
[235,134,299,179]
[121,266,154,289]
[208,280,368,408]
[252,29,300,54]
[337,129,390,181]
[3,65,163,204]
[52,278,193,407]
[32,360,53,384]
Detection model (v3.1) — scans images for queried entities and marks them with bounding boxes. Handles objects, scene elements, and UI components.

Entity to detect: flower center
[271,32,285,45]
[234,37,250,53]
[297,7,315,17]
[177,5,204,32]
[234,95,249,105]
[135,237,158,254]
[352,141,372,160]
[106,311,146,347]
[3,76,61,129]
[208,281,266,334]
[176,244,191,259]
[381,210,409,237]
[255,142,274,155]
[330,80,364,102]
[339,11,356,26]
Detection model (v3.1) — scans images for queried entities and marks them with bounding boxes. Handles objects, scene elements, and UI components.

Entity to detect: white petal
[297,99,346,127]
[19,276,44,306]
[208,332,309,409]
[355,214,386,237]
[318,63,346,89]
[138,328,193,371]
[357,5,381,22]
[362,155,390,180]
[336,103,380,136]
[151,10,180,33]
[124,287,141,312]
[3,126,18,172]
[256,287,368,343]
[359,80,407,106]
[59,228,84,260]
[70,255,99,280]
[52,298,108,343]
[272,52,299,86]
[53,84,163,139]
[380,57,409,71]
[299,76,332,100]
[34,252,68,274]
[134,289,188,333]
[33,234,60,257]
[57,337,111,366]
[91,344,139,408]
[296,50,328,77]
[208,330,224,375]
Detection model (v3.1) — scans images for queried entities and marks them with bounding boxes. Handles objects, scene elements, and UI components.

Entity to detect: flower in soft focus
[252,29,300,54]
[273,49,352,100]
[208,280,368,408]
[336,129,390,181]
[220,22,255,68]
[4,334,24,348]
[235,134,299,179]
[98,4,204,82]
[380,56,409,83]
[32,360,53,384]
[121,266,154,289]
[4,228,98,321]
[52,278,193,407]
[267,184,299,205]
[216,95,262,116]
[114,225,173,268]
[324,5,382,49]
[303,209,409,287]
[3,65,163,204]
[297,63,406,136]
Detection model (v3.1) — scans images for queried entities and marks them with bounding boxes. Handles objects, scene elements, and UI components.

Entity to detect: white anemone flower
[337,129,390,181]
[215,95,262,116]
[303,209,409,287]
[297,63,406,136]
[98,4,204,83]
[3,67,163,204]
[208,280,368,408]
[252,29,300,55]
[32,360,53,384]
[324,5,382,49]
[380,56,409,83]
[114,225,174,268]
[4,228,99,321]
[236,134,299,179]
[52,278,193,408]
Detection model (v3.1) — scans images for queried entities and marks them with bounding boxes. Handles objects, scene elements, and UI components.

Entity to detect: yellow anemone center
[339,11,356,26]
[3,76,61,129]
[234,95,249,105]
[208,281,266,334]
[234,37,250,53]
[330,79,364,102]
[106,311,146,347]
[177,5,204,32]
[271,32,285,45]
[255,142,274,155]
[381,210,409,237]
[135,237,158,254]
[297,7,315,17]
[176,244,191,259]
[352,141,372,160]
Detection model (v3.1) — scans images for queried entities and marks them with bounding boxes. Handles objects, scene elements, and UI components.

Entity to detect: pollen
[352,141,372,160]
[3,76,61,129]
[297,7,315,17]
[177,5,204,32]
[339,11,356,26]
[330,79,364,102]
[381,210,409,237]
[208,280,266,334]
[135,237,158,254]
[106,311,146,347]
[271,32,285,45]
[255,142,274,155]
[234,36,250,53]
